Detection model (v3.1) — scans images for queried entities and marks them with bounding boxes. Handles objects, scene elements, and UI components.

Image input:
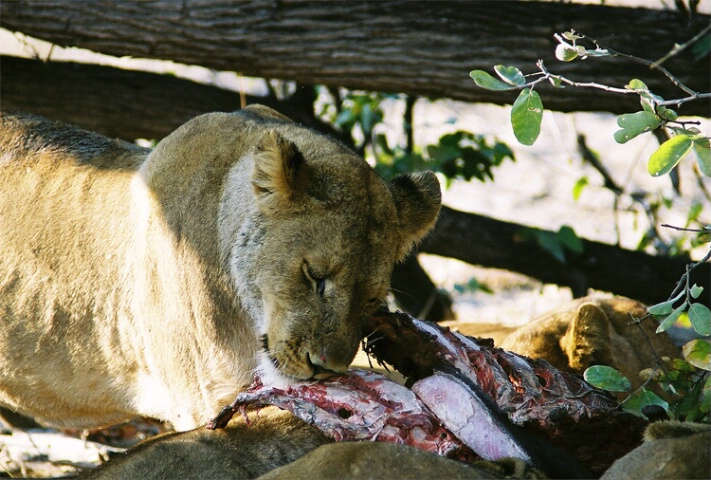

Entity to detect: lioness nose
[308,353,348,380]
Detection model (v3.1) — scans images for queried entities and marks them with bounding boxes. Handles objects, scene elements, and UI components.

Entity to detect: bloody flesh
[207,368,477,462]
[210,310,647,477]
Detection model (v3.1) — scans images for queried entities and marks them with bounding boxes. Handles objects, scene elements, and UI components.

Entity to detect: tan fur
[83,407,330,480]
[446,295,680,393]
[85,407,543,480]
[600,421,710,479]
[259,442,546,480]
[0,106,441,430]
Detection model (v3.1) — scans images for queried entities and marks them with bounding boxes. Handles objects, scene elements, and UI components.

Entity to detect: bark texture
[0,55,347,143]
[421,206,710,306]
[2,1,709,116]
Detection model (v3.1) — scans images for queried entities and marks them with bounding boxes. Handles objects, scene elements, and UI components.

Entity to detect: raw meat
[210,310,647,476]
[363,310,647,475]
[207,368,477,463]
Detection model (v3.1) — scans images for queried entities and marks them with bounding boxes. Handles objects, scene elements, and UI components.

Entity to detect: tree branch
[2,0,709,116]
[421,206,710,305]
[0,55,350,144]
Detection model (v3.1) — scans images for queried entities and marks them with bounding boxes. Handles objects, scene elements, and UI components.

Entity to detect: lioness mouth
[260,334,338,380]
[307,355,340,380]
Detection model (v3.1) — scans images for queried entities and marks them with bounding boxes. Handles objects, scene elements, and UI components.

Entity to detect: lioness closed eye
[0,105,441,431]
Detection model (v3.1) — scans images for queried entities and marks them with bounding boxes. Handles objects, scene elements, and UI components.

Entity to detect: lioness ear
[252,130,304,203]
[560,303,612,371]
[389,171,442,259]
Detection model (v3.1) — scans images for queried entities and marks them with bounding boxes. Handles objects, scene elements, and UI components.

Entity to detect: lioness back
[0,106,441,430]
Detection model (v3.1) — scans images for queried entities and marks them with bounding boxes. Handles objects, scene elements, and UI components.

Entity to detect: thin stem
[535,60,636,95]
[652,24,711,69]
[658,92,711,107]
[660,224,706,233]
[629,312,669,374]
[532,58,709,110]
[664,244,711,301]
[573,30,699,96]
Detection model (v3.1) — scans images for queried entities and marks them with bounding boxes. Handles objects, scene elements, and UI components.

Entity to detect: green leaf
[673,376,707,421]
[648,291,684,315]
[693,137,711,176]
[688,303,711,336]
[334,109,356,128]
[562,31,584,42]
[671,357,697,374]
[656,302,688,334]
[626,79,648,91]
[682,339,711,371]
[454,277,493,295]
[555,44,579,62]
[641,98,655,114]
[622,389,669,417]
[494,65,525,86]
[703,376,711,412]
[584,365,631,392]
[648,300,676,316]
[648,133,694,176]
[583,47,610,58]
[687,202,704,224]
[511,88,543,146]
[470,70,515,91]
[692,32,711,61]
[690,284,704,299]
[613,111,662,144]
[657,105,678,121]
[572,176,588,200]
[558,225,584,253]
[536,231,566,263]
[548,76,564,88]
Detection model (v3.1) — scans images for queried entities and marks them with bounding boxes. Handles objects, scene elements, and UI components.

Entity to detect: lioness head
[0,107,438,430]
[218,106,441,386]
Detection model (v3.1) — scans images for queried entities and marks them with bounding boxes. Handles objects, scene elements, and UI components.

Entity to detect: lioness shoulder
[0,106,441,430]
[600,421,710,480]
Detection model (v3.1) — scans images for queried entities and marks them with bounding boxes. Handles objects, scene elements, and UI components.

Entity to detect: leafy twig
[657,92,711,107]
[564,30,700,96]
[470,29,711,180]
[666,243,711,301]
[652,24,711,69]
[534,60,632,95]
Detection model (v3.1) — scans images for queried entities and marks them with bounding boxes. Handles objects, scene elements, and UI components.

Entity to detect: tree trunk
[3,55,707,306]
[2,1,709,117]
[0,55,350,144]
[422,206,710,306]
[391,255,454,322]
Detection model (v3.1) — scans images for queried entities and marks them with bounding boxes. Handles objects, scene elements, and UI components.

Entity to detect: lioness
[445,295,680,394]
[600,421,710,480]
[0,106,441,431]
[84,407,543,480]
